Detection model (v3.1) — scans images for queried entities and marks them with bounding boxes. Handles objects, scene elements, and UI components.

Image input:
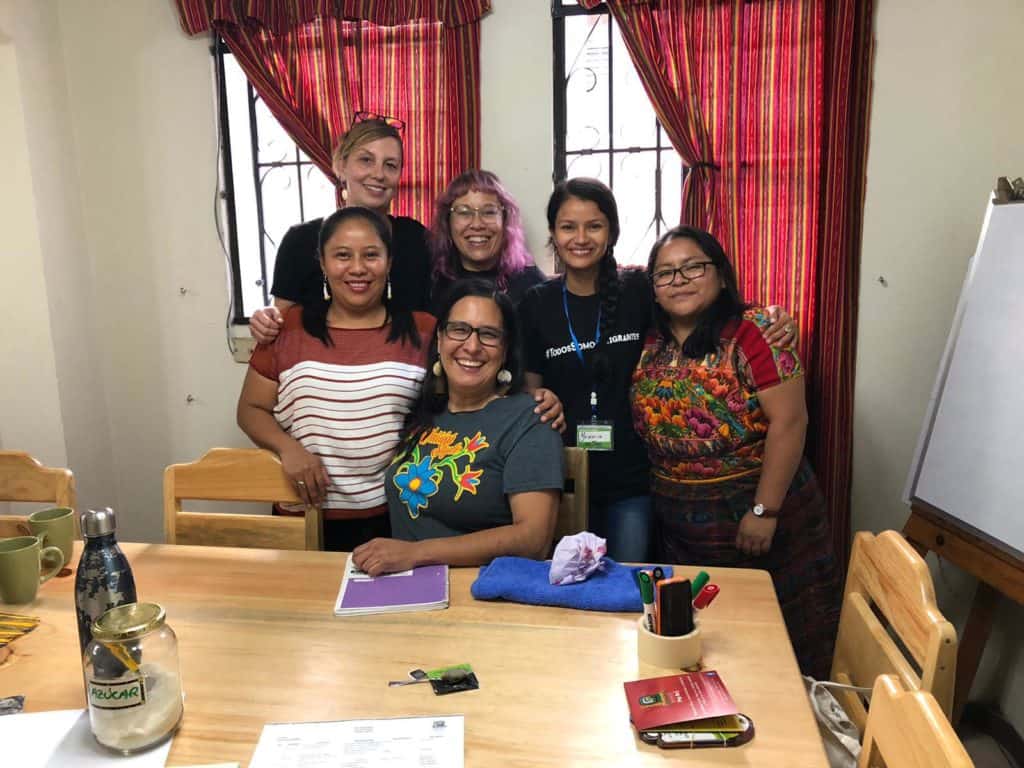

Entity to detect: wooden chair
[164,448,322,550]
[831,531,957,733]
[858,674,973,768]
[0,451,78,538]
[554,447,589,542]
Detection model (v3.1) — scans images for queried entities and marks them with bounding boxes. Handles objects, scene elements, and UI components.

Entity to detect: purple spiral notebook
[334,555,449,616]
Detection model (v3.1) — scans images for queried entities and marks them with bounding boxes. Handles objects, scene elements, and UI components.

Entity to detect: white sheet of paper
[0,708,173,767]
[249,715,464,768]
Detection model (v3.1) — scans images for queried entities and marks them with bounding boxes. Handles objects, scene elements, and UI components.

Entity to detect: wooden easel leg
[901,512,931,558]
[954,581,1001,724]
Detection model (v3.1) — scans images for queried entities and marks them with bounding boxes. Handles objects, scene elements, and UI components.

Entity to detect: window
[215,40,337,321]
[552,2,686,266]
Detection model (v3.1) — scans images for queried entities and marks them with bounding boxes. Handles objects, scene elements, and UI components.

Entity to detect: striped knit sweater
[250,307,435,519]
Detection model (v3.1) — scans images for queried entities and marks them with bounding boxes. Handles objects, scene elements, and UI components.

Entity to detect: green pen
[638,571,656,633]
[691,571,710,599]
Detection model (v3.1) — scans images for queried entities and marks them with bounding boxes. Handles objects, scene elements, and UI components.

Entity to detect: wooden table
[1,543,827,766]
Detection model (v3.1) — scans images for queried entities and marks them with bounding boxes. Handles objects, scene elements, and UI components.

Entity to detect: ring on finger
[296,480,306,487]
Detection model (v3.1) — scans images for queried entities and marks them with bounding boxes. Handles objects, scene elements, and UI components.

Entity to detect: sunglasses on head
[353,110,406,131]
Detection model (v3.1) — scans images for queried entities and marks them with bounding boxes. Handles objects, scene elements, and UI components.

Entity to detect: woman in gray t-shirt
[352,279,565,576]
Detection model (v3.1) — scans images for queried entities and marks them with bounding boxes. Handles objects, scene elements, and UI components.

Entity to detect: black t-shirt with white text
[519,269,652,504]
[269,215,432,313]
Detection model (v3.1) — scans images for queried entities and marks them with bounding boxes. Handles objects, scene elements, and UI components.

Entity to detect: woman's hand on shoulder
[735,511,777,557]
[352,538,420,577]
[533,388,566,433]
[279,442,330,506]
[250,305,284,345]
[763,306,798,347]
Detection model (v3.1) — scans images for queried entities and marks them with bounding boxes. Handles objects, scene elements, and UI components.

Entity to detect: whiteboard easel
[904,191,1024,722]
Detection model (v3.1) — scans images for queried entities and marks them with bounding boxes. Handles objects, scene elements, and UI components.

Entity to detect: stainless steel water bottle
[75,508,138,654]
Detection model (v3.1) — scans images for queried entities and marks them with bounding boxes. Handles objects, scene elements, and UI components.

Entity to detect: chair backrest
[831,531,957,732]
[554,447,589,542]
[858,675,973,768]
[0,451,78,537]
[164,448,321,550]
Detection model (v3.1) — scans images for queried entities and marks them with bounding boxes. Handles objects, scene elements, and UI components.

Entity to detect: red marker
[692,583,719,610]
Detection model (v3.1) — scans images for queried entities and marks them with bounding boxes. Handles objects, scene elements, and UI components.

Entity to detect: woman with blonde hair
[251,115,431,342]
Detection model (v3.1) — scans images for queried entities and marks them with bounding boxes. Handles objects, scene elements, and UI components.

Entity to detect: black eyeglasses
[652,262,716,287]
[441,321,505,347]
[353,110,406,131]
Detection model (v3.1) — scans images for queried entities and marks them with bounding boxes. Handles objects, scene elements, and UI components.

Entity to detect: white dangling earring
[497,369,512,386]
[432,359,446,394]
[323,277,330,301]
[386,277,392,301]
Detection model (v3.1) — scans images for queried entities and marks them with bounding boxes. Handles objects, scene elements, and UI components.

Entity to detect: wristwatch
[751,503,779,519]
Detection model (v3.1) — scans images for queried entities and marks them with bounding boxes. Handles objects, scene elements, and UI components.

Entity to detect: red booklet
[623,671,739,732]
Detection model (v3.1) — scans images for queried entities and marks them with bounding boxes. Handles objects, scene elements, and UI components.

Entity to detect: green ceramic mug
[0,536,65,604]
[28,506,76,568]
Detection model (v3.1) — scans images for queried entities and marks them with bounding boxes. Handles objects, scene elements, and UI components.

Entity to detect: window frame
[213,38,246,323]
[551,1,684,261]
[214,38,335,323]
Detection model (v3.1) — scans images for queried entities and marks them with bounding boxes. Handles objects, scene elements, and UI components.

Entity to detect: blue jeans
[591,495,651,563]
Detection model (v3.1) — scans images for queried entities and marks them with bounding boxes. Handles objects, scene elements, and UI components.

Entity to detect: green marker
[691,571,710,598]
[638,571,656,632]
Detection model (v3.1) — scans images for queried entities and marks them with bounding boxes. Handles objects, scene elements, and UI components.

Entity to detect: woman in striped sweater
[238,206,435,551]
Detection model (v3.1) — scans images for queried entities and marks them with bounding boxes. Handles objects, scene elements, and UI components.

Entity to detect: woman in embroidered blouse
[630,225,840,678]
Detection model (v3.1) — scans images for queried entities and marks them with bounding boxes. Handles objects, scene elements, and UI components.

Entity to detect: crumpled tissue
[549,531,607,585]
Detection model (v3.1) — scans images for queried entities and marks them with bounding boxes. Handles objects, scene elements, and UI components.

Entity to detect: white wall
[480,0,554,272]
[854,0,1024,731]
[1,0,118,517]
[50,0,245,541]
[0,27,66,469]
[0,0,92,512]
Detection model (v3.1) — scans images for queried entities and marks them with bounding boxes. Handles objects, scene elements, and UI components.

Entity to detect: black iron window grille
[552,1,687,265]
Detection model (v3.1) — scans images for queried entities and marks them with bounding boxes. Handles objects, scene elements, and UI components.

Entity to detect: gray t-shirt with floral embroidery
[387,394,564,541]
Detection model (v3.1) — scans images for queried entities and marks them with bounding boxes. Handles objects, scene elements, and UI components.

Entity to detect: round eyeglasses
[450,204,504,225]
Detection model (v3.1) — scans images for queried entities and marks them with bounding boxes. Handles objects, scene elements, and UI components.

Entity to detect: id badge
[577,420,614,451]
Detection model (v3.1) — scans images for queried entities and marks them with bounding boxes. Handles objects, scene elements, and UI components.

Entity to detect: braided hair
[546,178,621,385]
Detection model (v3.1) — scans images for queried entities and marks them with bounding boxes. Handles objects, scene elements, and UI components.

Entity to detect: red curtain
[580,0,874,564]
[809,1,873,568]
[174,1,489,224]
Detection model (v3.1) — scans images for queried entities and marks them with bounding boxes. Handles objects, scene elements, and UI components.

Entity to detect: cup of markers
[636,569,719,670]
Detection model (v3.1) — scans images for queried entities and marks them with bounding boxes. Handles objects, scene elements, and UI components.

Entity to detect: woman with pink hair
[428,169,546,310]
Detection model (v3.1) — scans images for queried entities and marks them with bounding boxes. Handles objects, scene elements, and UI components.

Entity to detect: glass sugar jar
[83,602,184,754]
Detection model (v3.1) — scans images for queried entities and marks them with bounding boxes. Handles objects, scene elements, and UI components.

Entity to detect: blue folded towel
[470,557,673,613]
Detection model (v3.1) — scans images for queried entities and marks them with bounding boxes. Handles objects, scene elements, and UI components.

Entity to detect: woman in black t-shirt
[250,117,431,343]
[521,179,653,561]
[427,170,546,311]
